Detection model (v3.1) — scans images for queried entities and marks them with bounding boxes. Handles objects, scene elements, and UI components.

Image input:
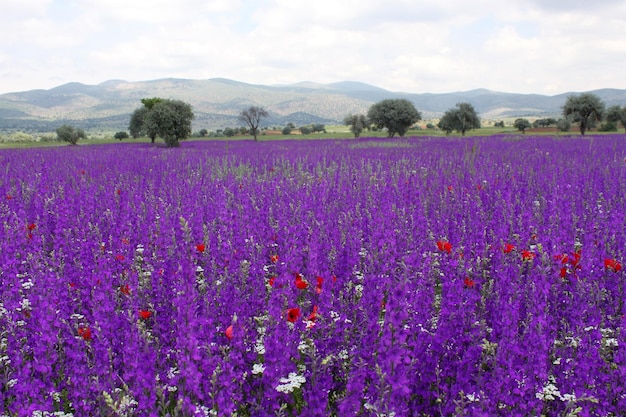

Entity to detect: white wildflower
[251,363,265,375]
[275,372,306,394]
[21,279,34,290]
[536,375,561,401]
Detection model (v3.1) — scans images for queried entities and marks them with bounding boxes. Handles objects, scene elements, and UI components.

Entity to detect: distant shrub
[114,131,130,140]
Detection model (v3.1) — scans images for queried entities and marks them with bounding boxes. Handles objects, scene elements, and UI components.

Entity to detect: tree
[606,105,626,133]
[300,126,311,135]
[199,128,208,137]
[146,99,194,147]
[129,98,193,145]
[223,127,235,137]
[556,118,571,132]
[344,114,369,138]
[238,106,268,141]
[311,123,326,133]
[114,131,129,140]
[514,118,531,133]
[437,102,481,136]
[56,124,86,145]
[562,93,605,135]
[129,106,158,142]
[367,99,421,137]
[282,126,292,135]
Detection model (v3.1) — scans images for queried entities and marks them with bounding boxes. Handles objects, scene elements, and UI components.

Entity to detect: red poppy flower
[605,259,622,272]
[554,253,568,264]
[139,310,152,320]
[447,185,453,192]
[116,189,121,195]
[268,276,276,287]
[308,305,319,321]
[569,252,582,268]
[119,285,131,296]
[522,250,535,261]
[437,240,452,254]
[295,274,308,290]
[270,254,279,263]
[6,195,12,200]
[27,223,36,231]
[502,243,515,253]
[559,267,568,278]
[115,254,125,262]
[78,327,92,341]
[463,277,475,288]
[287,307,300,323]
[225,325,233,340]
[315,276,324,294]
[196,243,205,253]
[121,238,129,245]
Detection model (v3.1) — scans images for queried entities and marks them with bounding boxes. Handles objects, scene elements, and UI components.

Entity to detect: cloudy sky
[2,0,625,95]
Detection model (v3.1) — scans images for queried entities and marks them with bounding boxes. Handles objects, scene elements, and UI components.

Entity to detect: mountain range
[1,77,626,132]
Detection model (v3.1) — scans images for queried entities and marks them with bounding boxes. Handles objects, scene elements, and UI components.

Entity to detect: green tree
[562,93,605,135]
[438,102,481,136]
[238,106,269,141]
[223,127,235,137]
[146,99,194,147]
[606,105,626,133]
[311,123,326,133]
[282,126,292,135]
[199,128,208,137]
[129,106,159,142]
[344,114,369,138]
[557,118,571,132]
[56,124,86,145]
[514,118,531,133]
[367,98,421,137]
[300,126,311,135]
[114,131,129,140]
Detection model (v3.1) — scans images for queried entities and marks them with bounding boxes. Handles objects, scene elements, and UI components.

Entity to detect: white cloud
[1,0,626,94]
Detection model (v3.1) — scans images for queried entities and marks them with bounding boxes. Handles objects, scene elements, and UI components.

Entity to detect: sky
[2,0,626,96]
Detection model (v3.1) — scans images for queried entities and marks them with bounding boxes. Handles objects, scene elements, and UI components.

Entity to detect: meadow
[1,135,625,416]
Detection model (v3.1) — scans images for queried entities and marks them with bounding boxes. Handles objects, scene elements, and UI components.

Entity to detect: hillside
[1,78,625,132]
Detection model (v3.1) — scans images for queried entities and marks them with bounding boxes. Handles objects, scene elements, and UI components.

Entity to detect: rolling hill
[1,78,625,132]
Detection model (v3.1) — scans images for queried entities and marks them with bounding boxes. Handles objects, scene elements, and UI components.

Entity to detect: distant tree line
[50,92,626,145]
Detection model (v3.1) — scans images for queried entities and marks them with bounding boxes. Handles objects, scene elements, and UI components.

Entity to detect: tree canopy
[367,99,421,137]
[129,98,194,146]
[562,93,605,135]
[514,118,531,133]
[437,102,481,136]
[344,114,369,138]
[606,105,626,133]
[56,124,86,145]
[238,106,269,141]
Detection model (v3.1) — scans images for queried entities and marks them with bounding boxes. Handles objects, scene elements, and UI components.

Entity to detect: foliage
[300,126,311,135]
[114,131,130,140]
[343,114,370,138]
[199,129,208,137]
[238,106,269,141]
[310,124,326,133]
[606,105,626,133]
[562,93,605,135]
[129,106,157,141]
[282,126,292,135]
[514,118,531,133]
[367,98,421,137]
[557,118,571,132]
[146,100,194,147]
[494,121,505,128]
[55,124,86,145]
[3,136,626,416]
[598,121,618,132]
[437,102,481,136]
[533,118,557,128]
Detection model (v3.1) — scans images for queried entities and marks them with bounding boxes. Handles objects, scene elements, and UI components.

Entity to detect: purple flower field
[1,135,626,416]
